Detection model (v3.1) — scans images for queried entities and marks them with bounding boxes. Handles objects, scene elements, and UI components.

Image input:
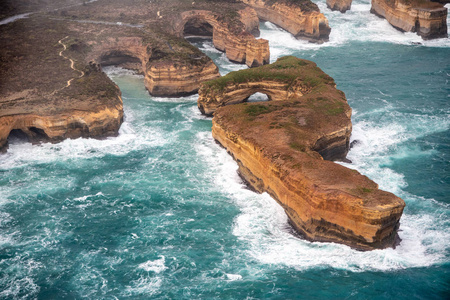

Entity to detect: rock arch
[175,9,269,67]
[183,17,214,37]
[99,50,143,73]
[88,36,220,97]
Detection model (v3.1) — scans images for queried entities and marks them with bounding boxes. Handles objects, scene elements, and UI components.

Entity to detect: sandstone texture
[371,0,448,39]
[327,0,353,13]
[239,0,331,43]
[199,56,405,250]
[173,9,270,67]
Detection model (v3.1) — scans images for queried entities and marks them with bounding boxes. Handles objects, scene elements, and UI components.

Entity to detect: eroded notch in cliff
[183,18,213,37]
[7,129,29,144]
[99,51,143,73]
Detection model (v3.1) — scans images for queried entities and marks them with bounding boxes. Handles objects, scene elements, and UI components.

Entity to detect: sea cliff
[371,0,448,39]
[239,0,331,43]
[199,56,405,250]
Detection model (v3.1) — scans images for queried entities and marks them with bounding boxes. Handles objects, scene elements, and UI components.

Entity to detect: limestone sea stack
[371,0,448,39]
[327,0,353,13]
[198,56,405,250]
[239,0,331,43]
[173,8,270,67]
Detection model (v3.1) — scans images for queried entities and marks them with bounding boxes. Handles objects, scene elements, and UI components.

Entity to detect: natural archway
[183,18,213,37]
[99,50,143,73]
[7,129,29,143]
[7,127,49,144]
[246,92,270,102]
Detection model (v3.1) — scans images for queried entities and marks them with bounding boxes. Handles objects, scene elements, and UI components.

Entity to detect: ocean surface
[1,0,449,298]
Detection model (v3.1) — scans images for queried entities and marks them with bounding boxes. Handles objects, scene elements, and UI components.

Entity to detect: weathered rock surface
[239,0,331,43]
[199,56,405,250]
[0,14,220,152]
[371,0,448,39]
[327,0,353,13]
[0,105,123,153]
[173,9,270,67]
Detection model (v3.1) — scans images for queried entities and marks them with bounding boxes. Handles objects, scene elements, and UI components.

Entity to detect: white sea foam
[151,94,198,103]
[0,277,39,299]
[225,273,243,281]
[125,276,162,296]
[194,121,450,272]
[138,256,168,273]
[0,95,167,169]
[259,0,450,56]
[102,66,143,78]
[74,192,105,202]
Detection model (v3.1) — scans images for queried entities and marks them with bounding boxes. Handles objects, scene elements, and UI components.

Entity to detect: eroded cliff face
[146,60,220,96]
[327,0,353,13]
[88,36,221,97]
[0,104,123,153]
[173,9,270,67]
[199,56,405,250]
[371,0,448,39]
[239,0,331,43]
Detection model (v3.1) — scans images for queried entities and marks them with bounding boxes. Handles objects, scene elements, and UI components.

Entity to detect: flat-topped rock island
[198,56,405,250]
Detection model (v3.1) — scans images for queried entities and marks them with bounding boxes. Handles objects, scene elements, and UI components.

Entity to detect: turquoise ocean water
[1,0,449,298]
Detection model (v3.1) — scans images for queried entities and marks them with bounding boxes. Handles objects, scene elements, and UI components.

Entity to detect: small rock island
[327,0,448,39]
[198,56,405,250]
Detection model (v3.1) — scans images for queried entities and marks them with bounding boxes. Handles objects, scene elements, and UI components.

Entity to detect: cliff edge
[371,0,448,39]
[239,0,331,43]
[198,56,405,250]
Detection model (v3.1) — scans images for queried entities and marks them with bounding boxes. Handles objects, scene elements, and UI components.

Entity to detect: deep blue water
[1,0,449,298]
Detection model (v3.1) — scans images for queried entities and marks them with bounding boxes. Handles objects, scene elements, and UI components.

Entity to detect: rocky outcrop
[173,9,270,67]
[327,0,353,13]
[371,0,448,39]
[146,60,220,96]
[88,36,221,97]
[199,56,405,250]
[0,104,123,152]
[239,0,331,43]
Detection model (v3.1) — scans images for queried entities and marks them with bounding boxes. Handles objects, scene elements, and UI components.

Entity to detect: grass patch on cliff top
[266,0,319,12]
[203,56,334,92]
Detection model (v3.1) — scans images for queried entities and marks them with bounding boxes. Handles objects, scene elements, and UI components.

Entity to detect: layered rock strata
[239,0,331,43]
[173,9,270,67]
[371,0,448,39]
[327,0,353,13]
[199,56,405,250]
[0,14,220,152]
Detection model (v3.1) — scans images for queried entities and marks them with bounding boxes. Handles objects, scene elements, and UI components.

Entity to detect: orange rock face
[199,57,405,250]
[239,0,331,43]
[0,105,123,152]
[88,36,221,97]
[173,9,270,67]
[327,0,353,13]
[371,0,448,39]
[146,60,220,97]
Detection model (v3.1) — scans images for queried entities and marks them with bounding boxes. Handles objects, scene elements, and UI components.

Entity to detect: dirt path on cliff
[50,36,85,96]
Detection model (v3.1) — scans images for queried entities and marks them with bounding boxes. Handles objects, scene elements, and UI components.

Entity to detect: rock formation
[371,0,448,39]
[173,9,270,67]
[198,56,405,250]
[327,0,353,13]
[89,35,221,97]
[1,12,220,152]
[239,0,331,43]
